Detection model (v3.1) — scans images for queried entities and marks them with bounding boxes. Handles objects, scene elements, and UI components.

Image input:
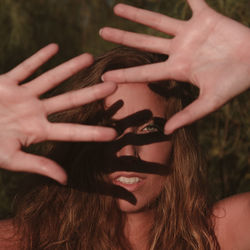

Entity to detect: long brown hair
[11,47,219,249]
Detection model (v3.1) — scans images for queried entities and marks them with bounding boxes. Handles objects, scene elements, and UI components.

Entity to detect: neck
[124,209,154,250]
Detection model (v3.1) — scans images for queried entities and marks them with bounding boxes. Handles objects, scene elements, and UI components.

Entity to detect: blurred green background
[0,0,249,219]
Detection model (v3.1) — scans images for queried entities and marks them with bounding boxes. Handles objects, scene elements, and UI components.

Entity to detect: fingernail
[164,127,173,135]
[61,178,68,186]
[58,174,68,186]
[99,28,103,36]
[102,128,118,141]
[111,130,118,139]
[101,74,105,82]
[114,4,125,14]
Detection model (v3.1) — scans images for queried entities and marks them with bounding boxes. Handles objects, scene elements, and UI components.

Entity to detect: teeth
[116,176,141,184]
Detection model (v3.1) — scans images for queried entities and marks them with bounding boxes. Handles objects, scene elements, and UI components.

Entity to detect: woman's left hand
[100,0,250,134]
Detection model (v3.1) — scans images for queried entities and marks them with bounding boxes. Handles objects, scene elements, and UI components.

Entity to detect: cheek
[147,175,165,195]
[138,141,172,165]
[137,175,165,206]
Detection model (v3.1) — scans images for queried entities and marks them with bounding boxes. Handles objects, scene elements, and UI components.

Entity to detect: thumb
[164,95,221,134]
[7,151,67,185]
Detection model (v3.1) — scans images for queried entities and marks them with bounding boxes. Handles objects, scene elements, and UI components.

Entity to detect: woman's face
[105,83,172,213]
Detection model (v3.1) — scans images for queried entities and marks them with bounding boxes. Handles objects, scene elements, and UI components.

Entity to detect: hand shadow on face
[68,100,172,205]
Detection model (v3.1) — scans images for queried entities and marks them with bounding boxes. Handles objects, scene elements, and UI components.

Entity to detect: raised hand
[100,0,250,134]
[0,44,117,184]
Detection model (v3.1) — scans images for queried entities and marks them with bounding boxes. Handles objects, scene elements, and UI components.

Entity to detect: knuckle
[0,148,17,171]
[20,61,34,75]
[182,108,194,121]
[66,91,78,108]
[120,31,127,45]
[36,156,50,168]
[89,86,99,100]
[67,61,79,75]
[123,69,129,82]
[82,53,94,64]
[90,127,101,141]
[64,125,76,141]
[133,9,140,22]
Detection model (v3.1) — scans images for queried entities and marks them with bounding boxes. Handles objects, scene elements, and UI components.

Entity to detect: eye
[140,123,163,134]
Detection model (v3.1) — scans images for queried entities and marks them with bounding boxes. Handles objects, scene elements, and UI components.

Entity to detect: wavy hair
[11,47,219,249]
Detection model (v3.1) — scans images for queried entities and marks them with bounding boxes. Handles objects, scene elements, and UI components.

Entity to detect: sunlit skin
[0,0,250,247]
[0,44,118,184]
[105,83,172,213]
[100,1,250,134]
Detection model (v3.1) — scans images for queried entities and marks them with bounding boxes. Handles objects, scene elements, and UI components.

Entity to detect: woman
[0,0,249,249]
[0,46,218,250]
[98,1,250,249]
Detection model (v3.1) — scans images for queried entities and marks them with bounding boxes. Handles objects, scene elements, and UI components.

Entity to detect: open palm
[100,0,250,133]
[0,44,117,184]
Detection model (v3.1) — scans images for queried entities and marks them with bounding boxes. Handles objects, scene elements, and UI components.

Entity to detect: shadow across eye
[140,117,166,134]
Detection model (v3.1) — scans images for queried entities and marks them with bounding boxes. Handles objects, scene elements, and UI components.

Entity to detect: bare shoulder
[0,219,19,250]
[213,192,250,250]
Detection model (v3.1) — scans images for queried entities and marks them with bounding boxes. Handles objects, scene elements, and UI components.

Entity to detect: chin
[116,196,158,213]
[117,199,141,213]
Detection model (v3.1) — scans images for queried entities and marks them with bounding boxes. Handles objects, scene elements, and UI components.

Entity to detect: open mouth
[116,176,142,184]
[111,172,146,192]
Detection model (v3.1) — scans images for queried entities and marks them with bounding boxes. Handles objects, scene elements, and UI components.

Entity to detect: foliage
[0,0,249,218]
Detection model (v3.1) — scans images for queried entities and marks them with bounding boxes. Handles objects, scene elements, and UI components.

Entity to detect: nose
[116,128,138,157]
[116,144,137,157]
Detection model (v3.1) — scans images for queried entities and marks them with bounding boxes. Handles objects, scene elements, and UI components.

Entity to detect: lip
[110,172,147,192]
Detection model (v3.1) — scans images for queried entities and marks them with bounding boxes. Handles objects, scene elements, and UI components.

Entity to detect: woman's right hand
[0,44,117,184]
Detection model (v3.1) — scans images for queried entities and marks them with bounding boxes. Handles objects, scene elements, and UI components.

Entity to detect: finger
[26,53,94,96]
[6,44,59,83]
[113,3,184,35]
[102,61,175,83]
[7,151,67,184]
[43,82,117,115]
[46,123,117,142]
[186,0,207,12]
[164,95,221,134]
[100,27,171,54]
